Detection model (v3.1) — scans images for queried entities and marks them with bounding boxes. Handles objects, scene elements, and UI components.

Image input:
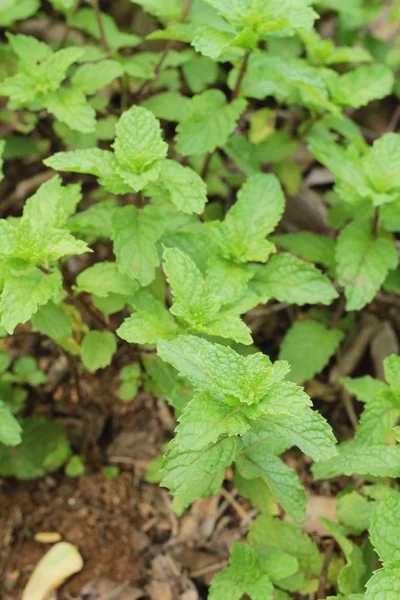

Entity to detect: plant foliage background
[1,0,400,598]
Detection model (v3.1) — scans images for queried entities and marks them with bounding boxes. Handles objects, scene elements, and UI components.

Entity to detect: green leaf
[31,301,72,342]
[161,437,242,513]
[182,55,219,93]
[112,106,168,192]
[156,160,207,214]
[131,0,181,20]
[71,59,123,95]
[117,291,179,345]
[322,519,366,595]
[111,205,164,286]
[45,87,96,133]
[365,562,400,600]
[209,542,273,600]
[0,139,5,183]
[0,0,39,26]
[75,262,139,298]
[364,133,400,194]
[251,254,338,306]
[65,454,85,477]
[313,442,400,479]
[249,513,322,576]
[237,441,306,522]
[175,90,246,156]
[279,320,344,383]
[175,392,252,451]
[209,173,285,263]
[68,8,141,50]
[13,356,46,386]
[142,91,190,122]
[370,495,400,564]
[0,417,70,478]
[384,354,400,392]
[328,64,394,108]
[119,364,141,401]
[272,232,336,269]
[0,400,22,446]
[354,390,400,446]
[44,149,130,194]
[340,376,388,403]
[337,489,373,535]
[336,221,398,311]
[158,335,276,405]
[81,331,117,372]
[0,264,62,334]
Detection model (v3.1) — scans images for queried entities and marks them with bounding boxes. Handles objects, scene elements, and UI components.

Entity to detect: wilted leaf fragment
[22,542,83,600]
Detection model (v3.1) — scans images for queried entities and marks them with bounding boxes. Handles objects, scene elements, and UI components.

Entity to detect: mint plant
[1,0,400,597]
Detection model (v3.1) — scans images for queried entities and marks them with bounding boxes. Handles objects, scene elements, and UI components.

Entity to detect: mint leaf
[71,59,123,95]
[370,495,400,564]
[279,320,344,383]
[384,354,400,392]
[354,390,400,446]
[313,442,400,479]
[75,262,139,298]
[161,437,241,513]
[175,90,246,156]
[209,542,273,600]
[365,562,400,600]
[273,232,336,269]
[113,106,168,191]
[156,160,207,214]
[209,173,285,263]
[237,440,306,522]
[340,376,388,403]
[45,87,96,133]
[111,205,164,286]
[0,265,62,334]
[0,400,22,446]
[251,254,338,306]
[328,64,394,108]
[117,291,179,345]
[81,331,117,372]
[336,221,398,311]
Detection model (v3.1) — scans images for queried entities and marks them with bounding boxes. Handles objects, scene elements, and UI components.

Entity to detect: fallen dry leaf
[22,542,83,600]
[34,532,62,544]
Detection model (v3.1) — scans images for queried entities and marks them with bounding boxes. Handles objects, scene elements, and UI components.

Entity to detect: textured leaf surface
[365,562,400,600]
[279,320,343,383]
[157,160,207,214]
[273,232,336,269]
[210,174,285,263]
[175,90,246,155]
[251,254,338,305]
[111,205,164,286]
[370,495,400,564]
[117,292,179,345]
[209,543,273,600]
[161,437,241,513]
[336,221,398,311]
[75,262,139,298]
[313,442,400,479]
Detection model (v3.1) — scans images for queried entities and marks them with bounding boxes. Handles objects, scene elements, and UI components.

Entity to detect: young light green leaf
[118,364,141,402]
[365,562,400,600]
[111,205,164,286]
[354,390,400,446]
[384,354,400,392]
[117,292,179,345]
[68,8,141,50]
[336,221,398,311]
[340,376,388,403]
[71,60,123,95]
[31,301,72,342]
[156,160,207,214]
[81,331,117,372]
[0,265,62,334]
[112,106,168,191]
[161,437,242,513]
[237,445,306,523]
[209,542,273,600]
[175,90,246,156]
[279,320,344,383]
[251,254,338,306]
[45,87,96,133]
[0,400,22,446]
[322,519,366,596]
[329,64,394,109]
[75,262,140,298]
[158,335,276,405]
[370,495,400,564]
[209,173,285,263]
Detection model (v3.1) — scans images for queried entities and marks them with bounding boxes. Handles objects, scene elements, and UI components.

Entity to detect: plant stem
[317,540,335,599]
[135,0,194,101]
[201,152,212,180]
[92,0,112,57]
[231,49,252,100]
